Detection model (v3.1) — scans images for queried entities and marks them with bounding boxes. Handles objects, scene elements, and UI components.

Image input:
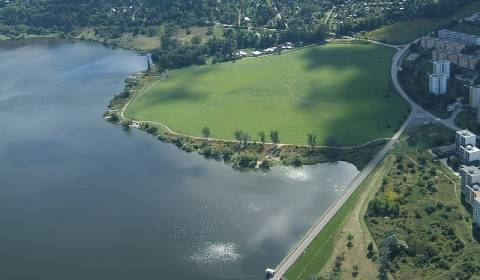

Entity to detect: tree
[201,126,211,139]
[352,264,359,278]
[258,131,266,145]
[234,130,243,142]
[270,130,279,145]
[367,242,375,259]
[307,133,317,150]
[347,233,354,248]
[234,130,250,147]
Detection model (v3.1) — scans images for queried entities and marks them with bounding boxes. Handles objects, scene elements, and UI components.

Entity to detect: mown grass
[364,1,480,44]
[127,42,409,146]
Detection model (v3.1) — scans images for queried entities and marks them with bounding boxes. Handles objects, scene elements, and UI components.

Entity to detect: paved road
[271,40,461,280]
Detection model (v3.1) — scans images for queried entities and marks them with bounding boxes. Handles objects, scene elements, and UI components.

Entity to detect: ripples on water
[282,166,312,182]
[188,242,241,269]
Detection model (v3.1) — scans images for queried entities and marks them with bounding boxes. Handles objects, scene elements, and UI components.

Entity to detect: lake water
[0,40,359,280]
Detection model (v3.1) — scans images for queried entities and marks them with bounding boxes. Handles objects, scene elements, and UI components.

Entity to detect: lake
[0,39,359,280]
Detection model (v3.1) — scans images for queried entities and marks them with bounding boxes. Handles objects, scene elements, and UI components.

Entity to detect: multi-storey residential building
[465,184,480,205]
[433,60,450,78]
[432,50,448,61]
[456,130,477,153]
[429,74,448,95]
[474,198,480,225]
[421,36,436,49]
[470,85,480,108]
[459,145,480,164]
[438,29,480,46]
[460,165,480,194]
[445,41,465,53]
[433,50,480,70]
[469,56,480,70]
[421,36,466,53]
[459,54,470,69]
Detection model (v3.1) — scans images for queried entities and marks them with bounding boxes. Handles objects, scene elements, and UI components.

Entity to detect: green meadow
[127,42,409,146]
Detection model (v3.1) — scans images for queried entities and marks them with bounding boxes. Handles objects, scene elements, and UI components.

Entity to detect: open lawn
[127,42,409,146]
[364,1,480,44]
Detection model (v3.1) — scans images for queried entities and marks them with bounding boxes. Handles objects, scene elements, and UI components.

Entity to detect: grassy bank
[284,153,392,279]
[364,1,480,44]
[127,41,408,146]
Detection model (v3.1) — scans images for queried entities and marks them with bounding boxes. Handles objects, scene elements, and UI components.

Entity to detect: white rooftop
[457,129,476,138]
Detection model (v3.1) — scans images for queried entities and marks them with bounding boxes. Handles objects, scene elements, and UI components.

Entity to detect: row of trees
[201,126,322,149]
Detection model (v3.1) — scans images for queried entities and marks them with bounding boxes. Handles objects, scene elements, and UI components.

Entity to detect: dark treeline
[151,24,326,70]
[0,0,331,34]
[334,0,477,35]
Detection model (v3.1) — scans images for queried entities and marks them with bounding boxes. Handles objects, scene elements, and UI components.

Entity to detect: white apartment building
[456,130,477,153]
[433,60,451,78]
[459,145,480,164]
[429,74,448,95]
[438,29,480,46]
[465,184,480,206]
[471,85,480,109]
[474,197,480,225]
[460,165,480,194]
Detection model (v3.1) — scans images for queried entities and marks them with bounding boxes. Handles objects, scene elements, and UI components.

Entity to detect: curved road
[271,40,461,280]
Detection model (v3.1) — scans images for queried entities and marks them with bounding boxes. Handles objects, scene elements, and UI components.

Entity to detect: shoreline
[104,71,387,171]
[0,34,386,171]
[0,31,156,53]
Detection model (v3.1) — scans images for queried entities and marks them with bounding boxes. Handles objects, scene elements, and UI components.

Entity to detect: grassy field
[127,42,409,146]
[364,1,480,44]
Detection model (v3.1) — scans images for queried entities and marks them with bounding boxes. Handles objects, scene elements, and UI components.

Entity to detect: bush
[367,198,400,217]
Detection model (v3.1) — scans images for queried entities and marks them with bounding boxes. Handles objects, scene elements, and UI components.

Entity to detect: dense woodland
[0,0,478,71]
[0,0,477,36]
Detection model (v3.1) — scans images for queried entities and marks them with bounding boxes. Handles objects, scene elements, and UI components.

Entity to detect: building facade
[460,165,480,194]
[459,145,480,164]
[433,60,451,78]
[438,29,480,46]
[474,198,480,225]
[421,36,466,53]
[470,86,480,109]
[432,50,479,70]
[429,74,448,95]
[456,130,477,153]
